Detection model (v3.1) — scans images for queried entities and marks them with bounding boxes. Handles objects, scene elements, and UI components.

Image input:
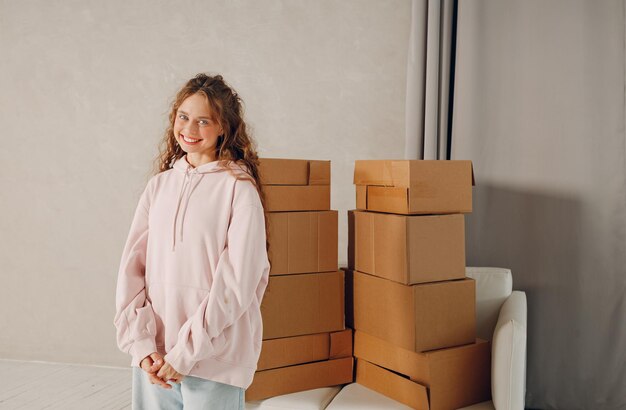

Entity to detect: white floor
[0,359,131,410]
[0,359,495,410]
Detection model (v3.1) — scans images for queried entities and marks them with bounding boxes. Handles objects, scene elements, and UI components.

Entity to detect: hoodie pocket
[211,331,228,355]
[212,310,258,368]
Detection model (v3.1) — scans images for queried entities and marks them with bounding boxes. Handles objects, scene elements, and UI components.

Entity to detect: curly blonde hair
[153,73,271,268]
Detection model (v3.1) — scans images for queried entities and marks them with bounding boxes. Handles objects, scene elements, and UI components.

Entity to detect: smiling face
[173,92,224,162]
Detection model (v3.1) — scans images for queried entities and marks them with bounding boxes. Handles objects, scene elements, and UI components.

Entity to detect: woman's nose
[183,122,199,137]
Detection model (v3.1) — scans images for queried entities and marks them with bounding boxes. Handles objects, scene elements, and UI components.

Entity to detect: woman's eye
[199,120,209,125]
[178,114,187,120]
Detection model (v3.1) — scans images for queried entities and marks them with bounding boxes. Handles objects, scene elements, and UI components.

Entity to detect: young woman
[113,73,271,409]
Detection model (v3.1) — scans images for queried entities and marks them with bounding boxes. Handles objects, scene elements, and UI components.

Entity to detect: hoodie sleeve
[113,180,158,366]
[163,178,270,375]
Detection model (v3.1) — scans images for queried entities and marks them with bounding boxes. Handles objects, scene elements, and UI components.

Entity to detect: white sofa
[246,267,527,410]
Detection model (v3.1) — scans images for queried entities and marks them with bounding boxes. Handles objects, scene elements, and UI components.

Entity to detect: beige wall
[452,1,625,408]
[0,1,410,366]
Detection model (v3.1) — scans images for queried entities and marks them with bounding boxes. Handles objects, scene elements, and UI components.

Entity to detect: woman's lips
[180,134,202,145]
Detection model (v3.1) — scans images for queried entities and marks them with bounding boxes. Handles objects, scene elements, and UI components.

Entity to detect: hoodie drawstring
[172,167,204,251]
[179,172,204,243]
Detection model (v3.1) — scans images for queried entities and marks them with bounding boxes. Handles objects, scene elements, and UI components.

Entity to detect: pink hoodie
[113,154,270,389]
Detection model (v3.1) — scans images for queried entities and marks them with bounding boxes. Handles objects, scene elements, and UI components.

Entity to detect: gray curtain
[405,0,456,160]
[449,1,626,409]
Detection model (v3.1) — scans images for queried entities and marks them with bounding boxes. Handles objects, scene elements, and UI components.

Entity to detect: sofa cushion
[457,400,496,410]
[245,386,342,410]
[465,267,513,340]
[325,383,412,409]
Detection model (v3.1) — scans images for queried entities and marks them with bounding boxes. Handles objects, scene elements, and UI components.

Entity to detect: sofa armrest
[492,291,527,410]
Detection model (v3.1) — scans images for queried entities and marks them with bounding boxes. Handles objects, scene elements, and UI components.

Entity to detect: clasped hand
[140,352,185,389]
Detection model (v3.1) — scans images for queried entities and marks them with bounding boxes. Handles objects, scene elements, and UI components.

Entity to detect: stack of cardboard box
[246,158,354,401]
[344,160,491,410]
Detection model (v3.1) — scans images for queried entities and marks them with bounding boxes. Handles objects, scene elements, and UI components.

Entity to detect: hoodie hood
[172,154,224,174]
[170,155,251,251]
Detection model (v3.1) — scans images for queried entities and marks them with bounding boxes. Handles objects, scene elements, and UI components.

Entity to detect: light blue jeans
[132,366,244,410]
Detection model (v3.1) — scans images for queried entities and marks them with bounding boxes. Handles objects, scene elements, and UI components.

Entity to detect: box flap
[354,330,430,384]
[422,338,491,409]
[355,333,491,410]
[355,185,367,210]
[309,160,331,185]
[366,186,411,214]
[329,328,353,359]
[353,160,411,187]
[356,359,429,410]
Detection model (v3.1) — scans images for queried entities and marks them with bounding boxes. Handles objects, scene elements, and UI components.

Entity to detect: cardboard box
[353,210,466,284]
[354,330,491,410]
[356,358,429,410]
[257,328,353,371]
[261,271,345,339]
[260,158,331,211]
[354,160,475,215]
[246,357,354,402]
[351,270,476,352]
[268,211,338,275]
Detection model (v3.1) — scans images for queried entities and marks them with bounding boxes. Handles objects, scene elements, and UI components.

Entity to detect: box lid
[353,159,475,187]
